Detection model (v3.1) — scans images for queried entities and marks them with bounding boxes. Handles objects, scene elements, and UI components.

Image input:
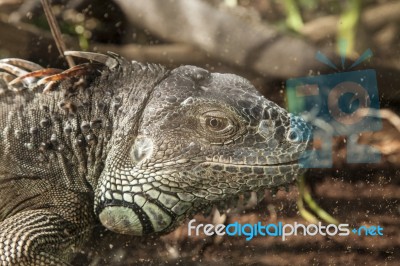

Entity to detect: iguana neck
[82,62,170,189]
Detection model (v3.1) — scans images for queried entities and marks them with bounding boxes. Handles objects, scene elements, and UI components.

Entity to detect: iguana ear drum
[130,136,154,163]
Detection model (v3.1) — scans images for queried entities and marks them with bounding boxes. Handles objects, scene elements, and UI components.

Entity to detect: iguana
[0,51,311,265]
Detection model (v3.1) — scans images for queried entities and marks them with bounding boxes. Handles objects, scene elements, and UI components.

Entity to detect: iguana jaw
[95,157,305,236]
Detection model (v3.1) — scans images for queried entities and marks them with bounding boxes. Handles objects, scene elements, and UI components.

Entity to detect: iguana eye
[200,111,235,136]
[198,110,241,144]
[205,116,229,131]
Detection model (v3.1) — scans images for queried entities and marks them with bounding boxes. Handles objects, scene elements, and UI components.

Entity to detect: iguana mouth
[203,160,300,167]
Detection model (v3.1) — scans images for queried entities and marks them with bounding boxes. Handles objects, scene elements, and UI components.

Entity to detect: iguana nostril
[288,114,313,143]
[287,129,301,142]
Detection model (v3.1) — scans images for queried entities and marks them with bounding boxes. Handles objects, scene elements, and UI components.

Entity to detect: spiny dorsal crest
[0,51,167,95]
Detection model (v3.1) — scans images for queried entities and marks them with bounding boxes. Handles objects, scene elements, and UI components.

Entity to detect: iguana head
[96,65,312,236]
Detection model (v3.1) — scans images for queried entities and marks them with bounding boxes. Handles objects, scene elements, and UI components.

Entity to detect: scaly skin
[0,52,311,265]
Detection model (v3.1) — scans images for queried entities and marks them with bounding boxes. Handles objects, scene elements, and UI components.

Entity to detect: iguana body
[0,52,311,265]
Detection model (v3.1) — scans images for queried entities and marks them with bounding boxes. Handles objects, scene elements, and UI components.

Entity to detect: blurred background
[0,0,399,265]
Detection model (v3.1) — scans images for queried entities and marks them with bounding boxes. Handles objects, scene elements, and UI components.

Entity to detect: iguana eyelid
[205,117,233,133]
[200,110,228,117]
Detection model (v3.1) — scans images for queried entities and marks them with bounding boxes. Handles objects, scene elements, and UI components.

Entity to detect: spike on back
[0,51,130,93]
[64,51,119,69]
